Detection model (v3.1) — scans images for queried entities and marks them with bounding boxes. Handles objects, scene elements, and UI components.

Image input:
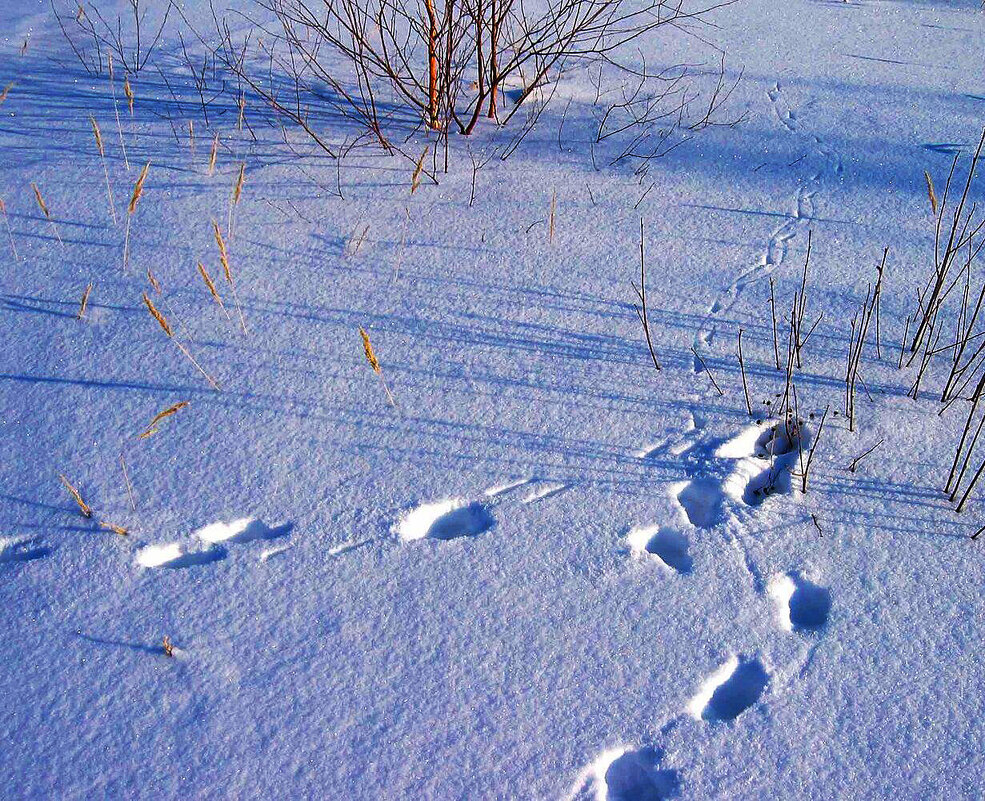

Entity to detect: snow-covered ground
[2,0,985,797]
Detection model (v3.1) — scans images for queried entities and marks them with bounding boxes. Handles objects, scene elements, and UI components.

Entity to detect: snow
[3,0,985,797]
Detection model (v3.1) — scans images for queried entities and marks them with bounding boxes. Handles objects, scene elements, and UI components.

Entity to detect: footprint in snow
[137,542,227,569]
[718,419,807,508]
[395,498,495,542]
[396,476,567,544]
[627,525,692,575]
[672,478,725,529]
[196,518,293,545]
[521,481,569,504]
[136,517,292,569]
[570,745,681,801]
[769,572,831,633]
[0,535,51,565]
[688,656,769,723]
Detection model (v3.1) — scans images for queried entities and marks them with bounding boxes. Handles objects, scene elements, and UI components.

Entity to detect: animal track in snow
[673,479,725,529]
[0,536,50,565]
[688,656,769,722]
[692,80,838,356]
[769,572,831,633]
[136,517,292,569]
[627,526,692,575]
[665,421,807,536]
[569,746,680,801]
[634,438,668,460]
[395,498,495,541]
[484,477,567,504]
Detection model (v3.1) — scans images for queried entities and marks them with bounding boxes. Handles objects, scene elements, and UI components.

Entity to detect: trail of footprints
[571,571,831,800]
[10,419,826,801]
[566,414,831,800]
[522,83,839,796]
[393,418,830,800]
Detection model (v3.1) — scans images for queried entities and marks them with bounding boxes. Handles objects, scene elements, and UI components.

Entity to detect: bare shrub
[209,0,736,159]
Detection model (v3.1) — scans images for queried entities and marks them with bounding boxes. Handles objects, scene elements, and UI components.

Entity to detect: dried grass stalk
[227,162,245,236]
[233,163,245,205]
[127,162,149,216]
[359,327,396,406]
[90,115,105,157]
[213,220,231,281]
[124,76,134,115]
[120,452,136,510]
[77,283,92,320]
[90,115,117,224]
[31,182,62,244]
[142,292,173,336]
[212,220,247,333]
[345,224,370,257]
[198,261,231,320]
[60,474,92,518]
[108,55,130,170]
[207,132,219,176]
[99,521,129,536]
[0,82,12,104]
[360,327,381,373]
[122,162,150,271]
[549,189,557,243]
[925,170,938,217]
[0,197,17,261]
[411,146,429,194]
[31,182,49,218]
[142,292,220,389]
[139,400,190,439]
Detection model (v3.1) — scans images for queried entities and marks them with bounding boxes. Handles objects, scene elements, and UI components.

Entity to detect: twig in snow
[632,218,661,372]
[847,438,884,473]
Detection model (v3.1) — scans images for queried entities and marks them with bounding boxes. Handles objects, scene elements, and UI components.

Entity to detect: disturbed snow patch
[136,517,291,568]
[521,481,568,504]
[136,541,226,569]
[395,498,495,541]
[718,420,806,507]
